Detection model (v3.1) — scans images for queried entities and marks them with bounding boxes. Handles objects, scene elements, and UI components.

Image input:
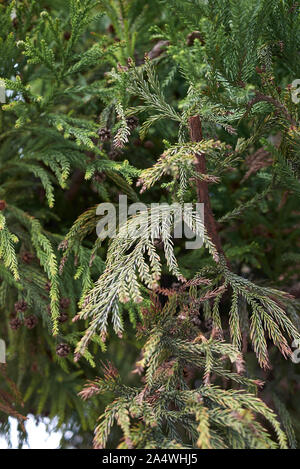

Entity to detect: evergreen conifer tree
[1,0,300,450]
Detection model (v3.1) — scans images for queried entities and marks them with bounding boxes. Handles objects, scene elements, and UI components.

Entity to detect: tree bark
[188,115,227,263]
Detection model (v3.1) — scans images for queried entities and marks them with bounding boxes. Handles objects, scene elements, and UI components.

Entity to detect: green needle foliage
[0,0,300,449]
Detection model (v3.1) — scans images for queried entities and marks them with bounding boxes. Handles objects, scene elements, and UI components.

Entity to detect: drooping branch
[246,91,297,125]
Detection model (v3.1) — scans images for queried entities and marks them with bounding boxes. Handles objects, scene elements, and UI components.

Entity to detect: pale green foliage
[80,301,288,449]
[75,202,221,355]
[0,213,19,281]
[137,140,225,199]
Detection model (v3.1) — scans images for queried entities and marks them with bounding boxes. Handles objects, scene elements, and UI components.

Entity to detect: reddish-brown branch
[188,115,227,263]
[246,91,296,125]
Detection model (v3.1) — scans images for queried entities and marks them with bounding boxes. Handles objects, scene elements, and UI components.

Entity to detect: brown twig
[246,91,297,125]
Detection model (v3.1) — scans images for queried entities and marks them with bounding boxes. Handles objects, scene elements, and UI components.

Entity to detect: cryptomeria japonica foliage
[1,0,300,449]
